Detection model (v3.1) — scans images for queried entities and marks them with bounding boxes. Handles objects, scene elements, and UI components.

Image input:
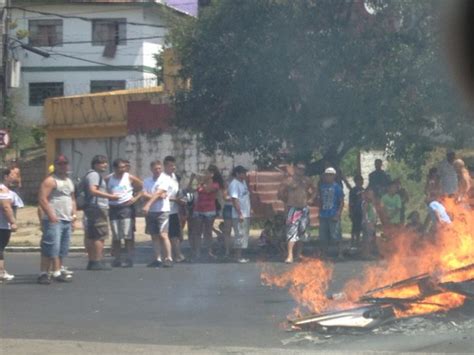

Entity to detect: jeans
[319,217,342,244]
[41,220,72,258]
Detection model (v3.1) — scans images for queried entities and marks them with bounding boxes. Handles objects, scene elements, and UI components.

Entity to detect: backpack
[75,170,102,210]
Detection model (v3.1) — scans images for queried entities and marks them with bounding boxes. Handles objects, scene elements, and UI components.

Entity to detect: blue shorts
[223,205,233,220]
[41,220,72,258]
[193,211,216,219]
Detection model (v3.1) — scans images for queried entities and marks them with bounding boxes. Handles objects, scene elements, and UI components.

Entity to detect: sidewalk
[7,206,350,253]
[7,206,265,252]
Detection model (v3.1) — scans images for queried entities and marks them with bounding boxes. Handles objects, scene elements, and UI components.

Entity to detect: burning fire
[262,198,474,319]
[393,292,466,318]
[261,259,333,317]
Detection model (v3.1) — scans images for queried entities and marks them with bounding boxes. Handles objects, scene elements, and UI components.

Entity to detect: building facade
[9,0,181,126]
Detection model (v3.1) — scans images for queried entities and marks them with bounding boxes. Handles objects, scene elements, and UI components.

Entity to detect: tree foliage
[168,0,472,167]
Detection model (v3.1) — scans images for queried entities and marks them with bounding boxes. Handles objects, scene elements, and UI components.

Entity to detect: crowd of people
[0,150,471,284]
[346,152,472,260]
[264,152,471,263]
[0,154,252,284]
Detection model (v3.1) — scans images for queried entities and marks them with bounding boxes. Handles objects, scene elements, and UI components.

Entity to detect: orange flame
[394,292,466,318]
[262,198,474,319]
[261,259,333,317]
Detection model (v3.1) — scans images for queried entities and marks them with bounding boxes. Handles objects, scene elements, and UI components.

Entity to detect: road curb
[5,240,352,253]
[5,246,90,252]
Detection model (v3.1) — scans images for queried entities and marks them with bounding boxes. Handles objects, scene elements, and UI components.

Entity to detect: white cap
[324,167,337,175]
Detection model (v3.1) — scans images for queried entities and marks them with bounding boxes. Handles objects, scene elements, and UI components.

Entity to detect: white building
[9,0,185,126]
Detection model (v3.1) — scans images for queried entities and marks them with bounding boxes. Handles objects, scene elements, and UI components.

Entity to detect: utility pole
[0,0,9,121]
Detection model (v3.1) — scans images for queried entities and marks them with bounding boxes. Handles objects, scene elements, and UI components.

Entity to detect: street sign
[0,130,10,149]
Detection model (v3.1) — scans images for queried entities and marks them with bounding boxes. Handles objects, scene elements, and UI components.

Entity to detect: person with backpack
[106,158,143,268]
[82,155,119,270]
[37,155,76,284]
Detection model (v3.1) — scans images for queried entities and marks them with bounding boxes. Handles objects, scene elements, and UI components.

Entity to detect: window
[29,20,63,47]
[90,80,126,93]
[92,18,127,46]
[29,82,64,106]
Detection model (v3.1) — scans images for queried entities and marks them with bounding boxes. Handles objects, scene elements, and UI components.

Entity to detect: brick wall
[248,169,319,225]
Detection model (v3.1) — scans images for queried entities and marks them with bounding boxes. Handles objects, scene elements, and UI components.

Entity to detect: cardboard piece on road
[291,304,395,329]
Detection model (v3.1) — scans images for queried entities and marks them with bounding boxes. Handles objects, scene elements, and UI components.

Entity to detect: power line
[47,50,154,73]
[7,6,168,28]
[37,40,156,53]
[12,6,144,20]
[10,39,162,73]
[45,49,169,76]
[10,2,197,20]
[29,35,166,46]
[44,50,158,57]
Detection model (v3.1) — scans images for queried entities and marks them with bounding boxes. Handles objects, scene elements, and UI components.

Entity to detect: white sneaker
[237,258,249,264]
[1,271,15,281]
[60,266,74,276]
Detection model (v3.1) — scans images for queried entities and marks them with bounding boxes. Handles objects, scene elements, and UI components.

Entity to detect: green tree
[168,0,471,167]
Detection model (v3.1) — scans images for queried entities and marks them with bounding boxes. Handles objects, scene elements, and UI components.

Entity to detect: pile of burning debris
[290,263,474,331]
[262,201,474,333]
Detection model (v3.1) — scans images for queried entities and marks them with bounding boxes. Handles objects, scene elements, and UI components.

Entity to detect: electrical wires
[7,6,167,28]
[53,35,165,46]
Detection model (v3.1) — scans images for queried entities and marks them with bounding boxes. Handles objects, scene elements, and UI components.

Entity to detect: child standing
[361,188,378,259]
[349,175,364,247]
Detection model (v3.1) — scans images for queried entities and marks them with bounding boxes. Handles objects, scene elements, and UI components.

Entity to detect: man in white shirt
[142,160,162,267]
[106,158,143,268]
[163,156,186,263]
[143,157,175,268]
[228,166,251,263]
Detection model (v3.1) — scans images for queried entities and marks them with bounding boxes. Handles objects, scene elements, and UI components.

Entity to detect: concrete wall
[59,136,126,179]
[125,131,256,182]
[10,3,167,125]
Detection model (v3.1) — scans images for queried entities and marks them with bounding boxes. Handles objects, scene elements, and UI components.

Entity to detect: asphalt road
[1,251,474,354]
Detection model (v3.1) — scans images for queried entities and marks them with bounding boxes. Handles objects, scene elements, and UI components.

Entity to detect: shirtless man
[278,161,316,263]
[8,159,21,191]
[453,159,472,204]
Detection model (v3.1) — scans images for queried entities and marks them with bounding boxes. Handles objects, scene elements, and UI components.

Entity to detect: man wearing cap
[278,161,316,263]
[37,155,77,284]
[317,167,345,259]
[228,166,251,263]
